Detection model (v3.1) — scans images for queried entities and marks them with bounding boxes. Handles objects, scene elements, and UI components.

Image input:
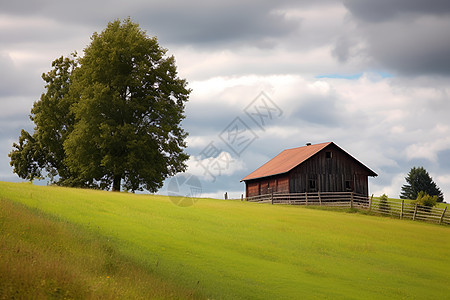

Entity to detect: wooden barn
[241,142,377,198]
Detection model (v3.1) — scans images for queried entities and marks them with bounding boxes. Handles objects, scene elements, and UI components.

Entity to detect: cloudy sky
[1,0,450,200]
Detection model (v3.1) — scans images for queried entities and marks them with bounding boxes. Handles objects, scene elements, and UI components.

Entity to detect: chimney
[306,143,311,146]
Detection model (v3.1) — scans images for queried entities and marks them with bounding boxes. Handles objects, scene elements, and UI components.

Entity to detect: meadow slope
[0,197,197,299]
[1,182,450,299]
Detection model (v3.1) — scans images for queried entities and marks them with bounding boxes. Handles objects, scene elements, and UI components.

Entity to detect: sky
[1,0,450,201]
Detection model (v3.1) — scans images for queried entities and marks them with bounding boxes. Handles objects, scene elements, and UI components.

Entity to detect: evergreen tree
[400,167,444,202]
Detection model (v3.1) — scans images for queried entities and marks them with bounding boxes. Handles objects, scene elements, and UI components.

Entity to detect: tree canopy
[9,18,190,192]
[400,166,444,202]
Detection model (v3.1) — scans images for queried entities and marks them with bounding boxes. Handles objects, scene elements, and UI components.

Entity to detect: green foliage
[9,56,79,184]
[2,182,450,299]
[400,166,444,202]
[9,18,190,192]
[379,193,390,212]
[8,129,43,181]
[414,191,438,207]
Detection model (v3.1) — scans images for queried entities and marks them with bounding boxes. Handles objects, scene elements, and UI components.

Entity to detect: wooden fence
[245,192,449,225]
[246,192,369,208]
[369,197,450,225]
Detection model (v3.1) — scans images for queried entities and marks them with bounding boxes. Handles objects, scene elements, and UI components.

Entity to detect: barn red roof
[241,142,377,181]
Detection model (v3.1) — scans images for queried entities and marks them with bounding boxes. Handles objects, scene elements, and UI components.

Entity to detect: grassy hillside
[1,182,450,299]
[0,197,197,299]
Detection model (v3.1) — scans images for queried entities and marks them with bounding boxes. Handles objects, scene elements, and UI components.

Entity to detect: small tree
[400,167,443,202]
[378,194,390,213]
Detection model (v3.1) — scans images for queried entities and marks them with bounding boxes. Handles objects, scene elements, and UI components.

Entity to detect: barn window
[309,179,316,190]
[325,151,332,159]
[345,180,352,191]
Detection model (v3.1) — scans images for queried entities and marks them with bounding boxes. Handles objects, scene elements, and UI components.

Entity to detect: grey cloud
[340,0,450,76]
[332,36,354,63]
[365,17,450,76]
[291,95,342,126]
[0,114,33,182]
[0,0,57,15]
[0,1,345,50]
[437,150,450,170]
[0,55,42,99]
[136,3,299,47]
[344,0,450,23]
[0,55,18,97]
[0,22,82,46]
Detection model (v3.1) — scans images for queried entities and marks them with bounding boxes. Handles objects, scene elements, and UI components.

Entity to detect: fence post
[305,192,308,206]
[271,192,274,205]
[400,200,404,219]
[318,191,322,206]
[413,203,418,221]
[439,206,447,224]
[350,192,354,209]
[369,194,373,211]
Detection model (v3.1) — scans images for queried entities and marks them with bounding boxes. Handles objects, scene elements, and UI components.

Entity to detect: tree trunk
[112,175,121,192]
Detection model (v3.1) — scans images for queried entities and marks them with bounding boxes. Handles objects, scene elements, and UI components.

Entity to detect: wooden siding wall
[245,174,289,198]
[288,144,371,196]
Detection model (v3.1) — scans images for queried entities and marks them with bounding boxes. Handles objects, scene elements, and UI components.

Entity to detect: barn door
[308,175,318,192]
[345,176,354,192]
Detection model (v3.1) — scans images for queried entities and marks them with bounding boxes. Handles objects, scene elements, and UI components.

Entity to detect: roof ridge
[284,141,332,151]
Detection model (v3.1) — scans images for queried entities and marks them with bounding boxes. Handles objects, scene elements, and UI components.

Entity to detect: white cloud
[370,173,405,198]
[405,136,450,163]
[186,151,245,182]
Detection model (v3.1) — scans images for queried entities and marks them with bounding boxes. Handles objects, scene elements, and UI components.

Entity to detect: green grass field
[1,181,450,299]
[0,197,196,299]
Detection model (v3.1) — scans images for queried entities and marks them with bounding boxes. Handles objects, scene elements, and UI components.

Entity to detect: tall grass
[0,197,197,299]
[1,182,450,299]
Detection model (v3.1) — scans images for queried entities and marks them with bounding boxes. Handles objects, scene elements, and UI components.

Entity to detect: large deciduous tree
[400,166,444,202]
[10,18,190,192]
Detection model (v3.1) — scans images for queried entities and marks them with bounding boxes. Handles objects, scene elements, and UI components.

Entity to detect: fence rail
[369,198,450,225]
[245,192,449,225]
[247,192,369,208]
